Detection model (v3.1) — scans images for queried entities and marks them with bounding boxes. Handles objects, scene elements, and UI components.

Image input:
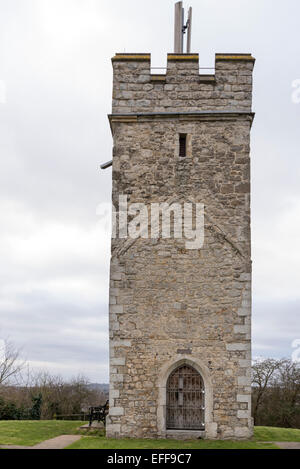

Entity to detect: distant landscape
[87,383,109,395]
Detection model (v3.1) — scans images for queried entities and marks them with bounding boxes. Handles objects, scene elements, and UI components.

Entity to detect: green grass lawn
[67,435,277,449]
[66,426,300,449]
[1,422,300,449]
[0,420,85,446]
[253,426,300,442]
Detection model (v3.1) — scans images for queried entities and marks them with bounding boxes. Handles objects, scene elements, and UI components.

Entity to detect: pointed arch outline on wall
[157,355,215,437]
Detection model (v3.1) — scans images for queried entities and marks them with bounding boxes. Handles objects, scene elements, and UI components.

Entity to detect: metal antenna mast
[174,2,192,54]
[186,7,192,53]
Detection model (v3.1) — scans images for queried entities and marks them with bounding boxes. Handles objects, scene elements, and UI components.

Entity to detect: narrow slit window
[179,134,187,157]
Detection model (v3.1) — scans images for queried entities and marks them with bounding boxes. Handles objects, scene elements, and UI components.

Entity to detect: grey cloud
[0,0,299,381]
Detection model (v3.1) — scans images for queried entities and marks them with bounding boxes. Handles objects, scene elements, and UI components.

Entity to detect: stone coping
[150,74,166,82]
[111,53,255,63]
[108,111,255,133]
[112,54,151,62]
[167,54,199,61]
[215,53,255,62]
[199,75,216,83]
[109,110,255,120]
[149,74,216,82]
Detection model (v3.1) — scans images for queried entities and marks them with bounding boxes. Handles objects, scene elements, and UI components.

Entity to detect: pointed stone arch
[166,363,205,430]
[157,356,217,439]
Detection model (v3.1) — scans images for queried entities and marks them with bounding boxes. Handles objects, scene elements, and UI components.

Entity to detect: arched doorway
[166,364,205,430]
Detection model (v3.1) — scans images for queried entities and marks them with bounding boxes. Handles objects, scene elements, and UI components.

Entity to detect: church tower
[105,3,255,439]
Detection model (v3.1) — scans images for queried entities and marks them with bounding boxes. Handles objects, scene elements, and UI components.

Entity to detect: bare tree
[0,339,26,386]
[275,360,300,427]
[27,371,103,419]
[252,358,285,424]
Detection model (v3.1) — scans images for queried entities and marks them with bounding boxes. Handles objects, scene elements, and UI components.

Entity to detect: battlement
[111,53,255,115]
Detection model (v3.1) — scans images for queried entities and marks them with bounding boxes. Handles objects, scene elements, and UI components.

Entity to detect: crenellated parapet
[111,53,255,114]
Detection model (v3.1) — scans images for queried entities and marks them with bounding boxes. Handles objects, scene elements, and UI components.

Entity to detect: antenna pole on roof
[186,7,192,53]
[174,2,183,53]
[174,2,193,54]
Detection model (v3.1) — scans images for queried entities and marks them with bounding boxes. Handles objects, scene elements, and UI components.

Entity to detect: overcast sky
[0,0,299,382]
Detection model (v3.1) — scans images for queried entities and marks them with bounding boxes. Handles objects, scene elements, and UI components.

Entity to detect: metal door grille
[166,365,205,430]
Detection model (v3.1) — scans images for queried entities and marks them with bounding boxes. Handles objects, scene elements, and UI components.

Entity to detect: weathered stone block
[111,357,126,366]
[110,305,124,314]
[226,343,249,352]
[237,410,250,419]
[109,407,124,416]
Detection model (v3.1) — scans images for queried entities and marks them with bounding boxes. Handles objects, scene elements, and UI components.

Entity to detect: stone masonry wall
[107,53,255,439]
[112,53,253,114]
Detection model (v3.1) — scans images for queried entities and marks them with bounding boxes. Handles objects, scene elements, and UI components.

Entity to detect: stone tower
[105,50,255,439]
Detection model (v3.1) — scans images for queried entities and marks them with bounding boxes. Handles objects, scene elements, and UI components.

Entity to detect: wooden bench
[88,400,109,427]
